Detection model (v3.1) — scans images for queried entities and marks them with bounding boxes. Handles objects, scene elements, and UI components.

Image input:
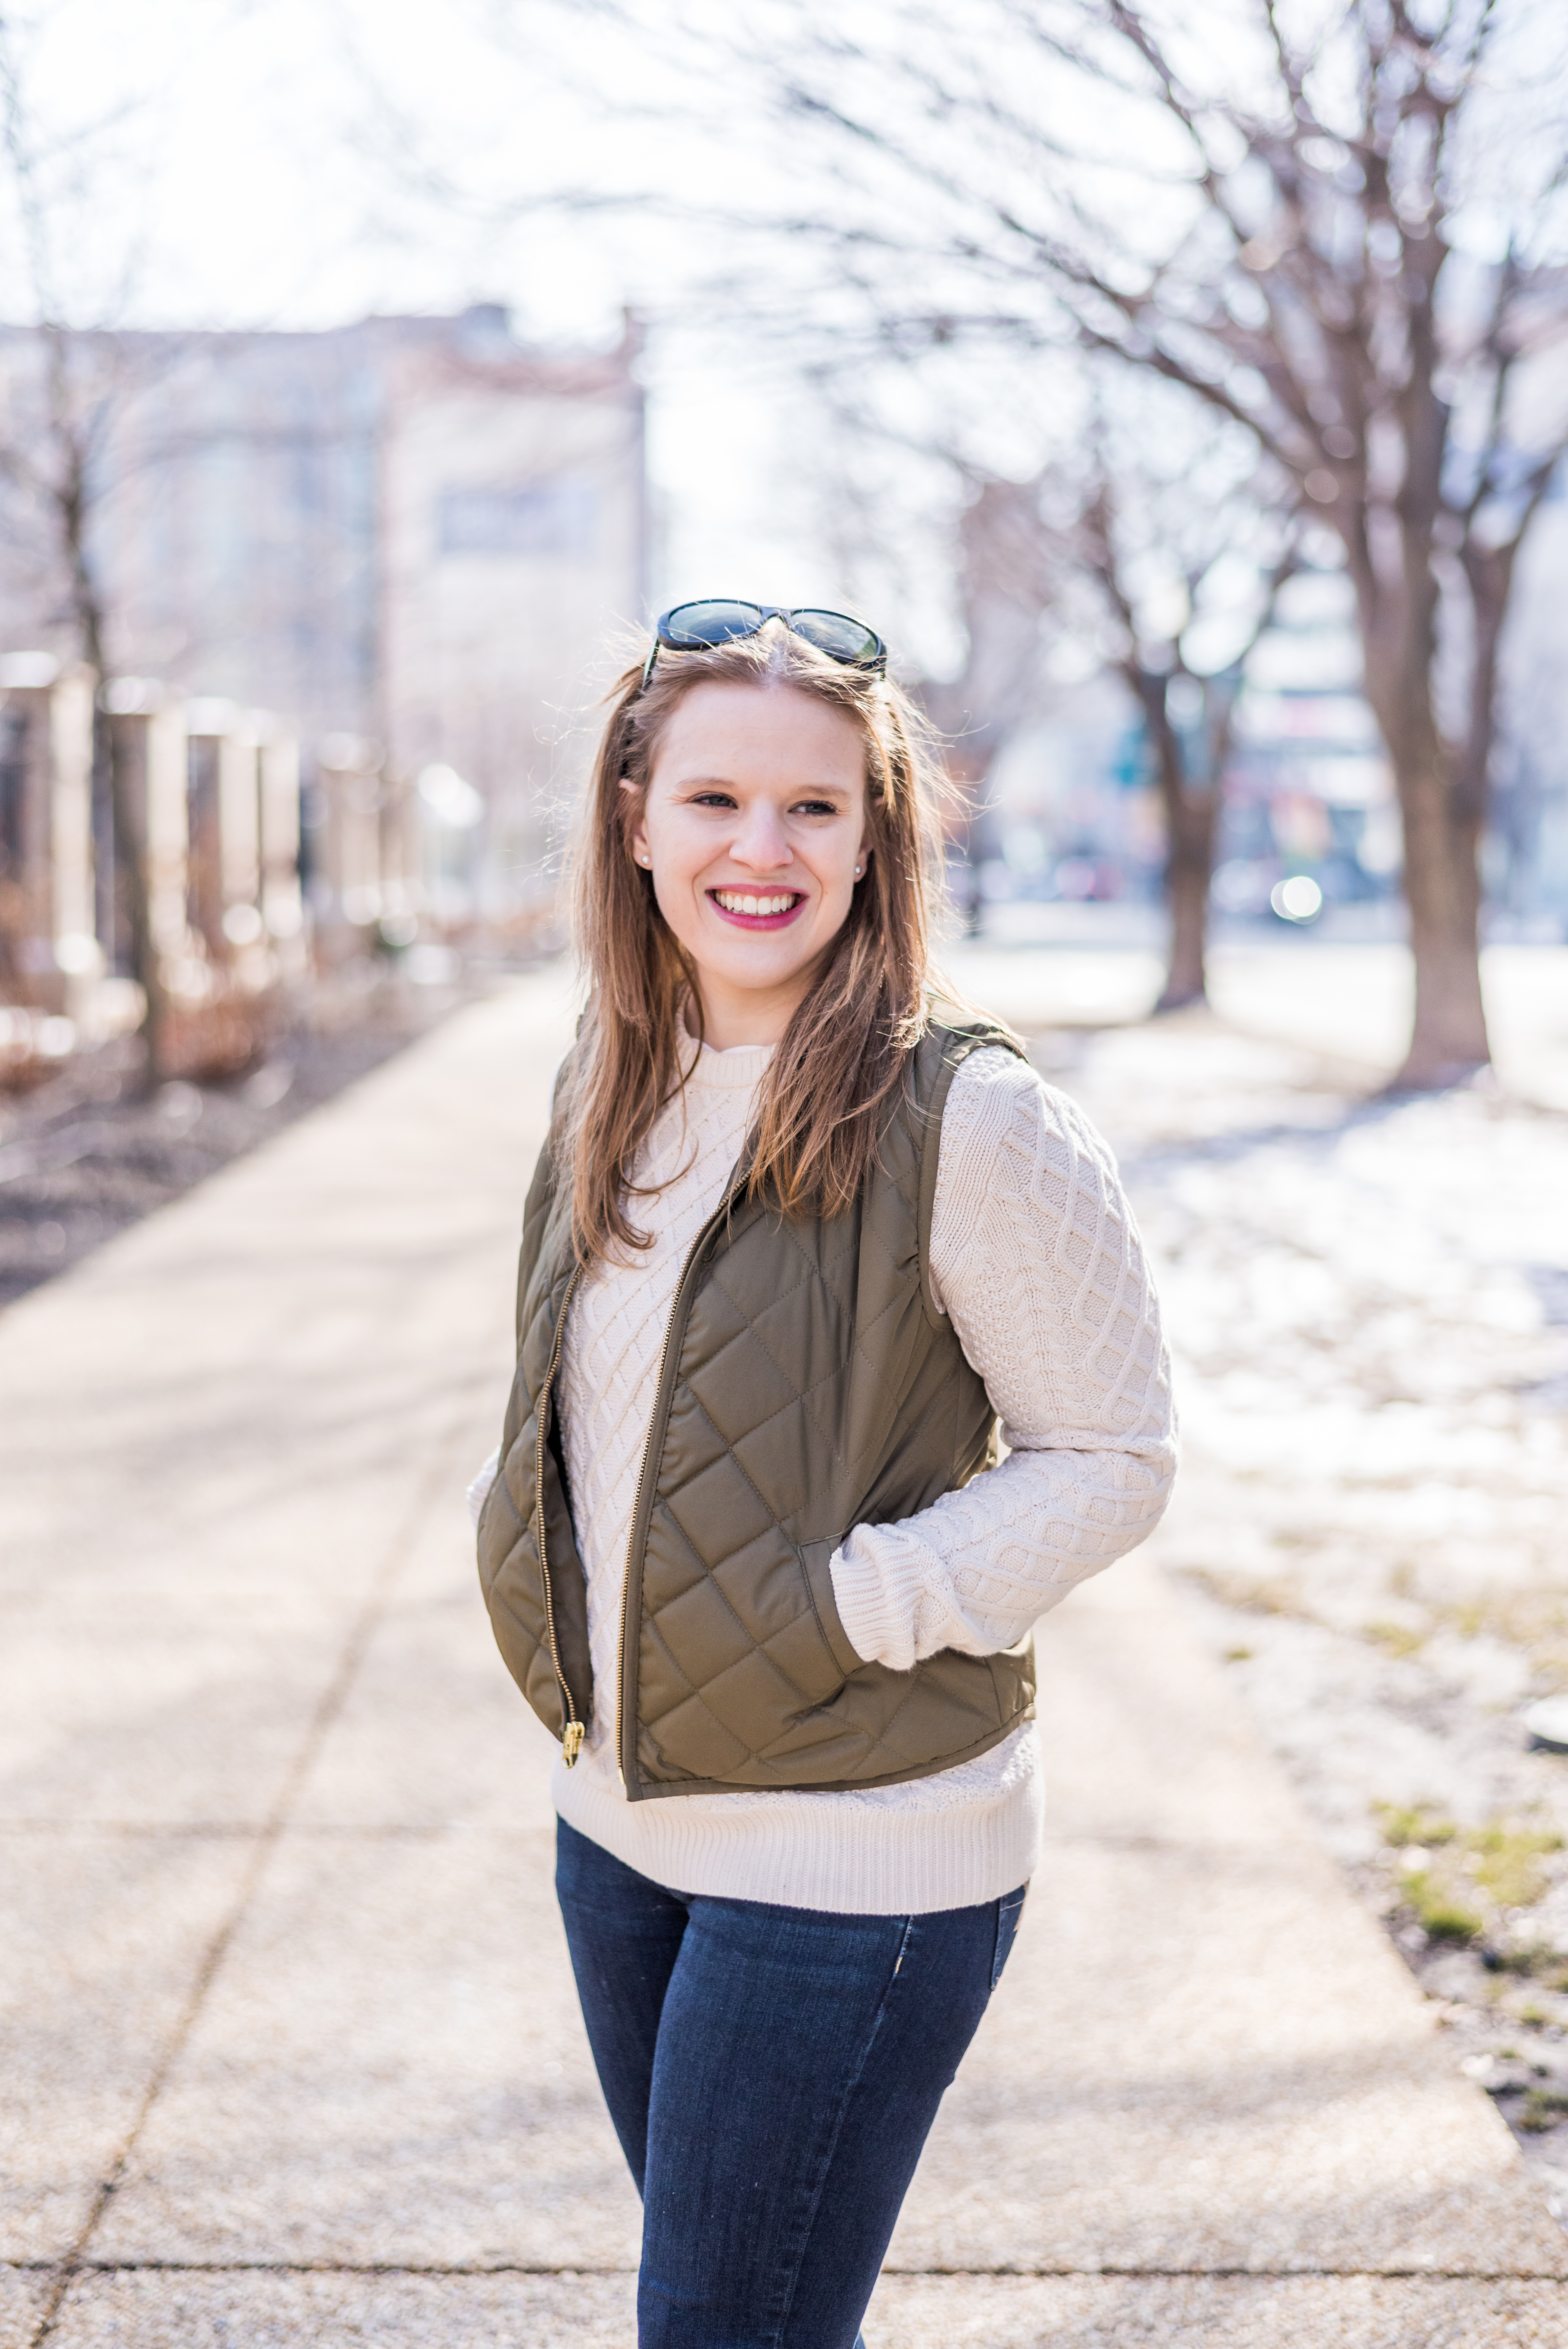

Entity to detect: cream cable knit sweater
[474,1032,1174,1915]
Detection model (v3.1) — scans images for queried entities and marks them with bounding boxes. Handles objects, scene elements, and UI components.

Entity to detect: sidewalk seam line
[25,1373,494,2349]
[9,2258,1568,2281]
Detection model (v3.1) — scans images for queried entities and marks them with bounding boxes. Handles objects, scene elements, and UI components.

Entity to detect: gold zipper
[617,1179,748,1795]
[536,1261,585,1763]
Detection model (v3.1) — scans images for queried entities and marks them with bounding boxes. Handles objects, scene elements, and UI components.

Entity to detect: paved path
[3,968,1565,2347]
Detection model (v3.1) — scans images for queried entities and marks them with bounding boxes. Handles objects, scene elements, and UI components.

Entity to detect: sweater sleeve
[828,1047,1176,1672]
[467,1447,500,1530]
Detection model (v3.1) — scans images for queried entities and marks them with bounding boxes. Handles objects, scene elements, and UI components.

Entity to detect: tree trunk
[1137,675,1214,1012]
[1339,571,1493,1087]
[49,378,166,1087]
[1387,733,1489,1086]
[1159,843,1211,1010]
[0,882,26,1001]
[1362,536,1500,1090]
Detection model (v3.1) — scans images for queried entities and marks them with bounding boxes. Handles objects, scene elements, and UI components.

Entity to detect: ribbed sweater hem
[549,1723,1044,1914]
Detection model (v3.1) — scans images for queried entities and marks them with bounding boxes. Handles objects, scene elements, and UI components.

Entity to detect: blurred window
[437,478,597,558]
[0,707,27,872]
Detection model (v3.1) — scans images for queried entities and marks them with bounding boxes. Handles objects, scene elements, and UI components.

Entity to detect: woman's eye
[691,791,738,809]
[792,800,839,818]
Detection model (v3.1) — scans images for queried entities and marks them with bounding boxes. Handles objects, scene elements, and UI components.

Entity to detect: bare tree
[823,2,1565,1079]
[811,368,1301,1002]
[939,451,1300,1003]
[913,471,1060,934]
[1067,466,1303,1007]
[494,0,1568,1085]
[0,17,167,1079]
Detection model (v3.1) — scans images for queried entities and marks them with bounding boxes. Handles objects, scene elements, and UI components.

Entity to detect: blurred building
[1493,480,1568,932]
[968,538,1568,936]
[0,305,646,929]
[1213,570,1400,919]
[982,679,1164,911]
[972,571,1401,925]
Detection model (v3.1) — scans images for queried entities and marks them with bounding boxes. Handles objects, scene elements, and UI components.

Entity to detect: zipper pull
[562,1720,584,1766]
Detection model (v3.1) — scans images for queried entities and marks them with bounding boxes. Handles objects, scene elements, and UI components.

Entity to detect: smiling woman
[564,620,941,1264]
[627,679,870,1043]
[473,610,1175,2349]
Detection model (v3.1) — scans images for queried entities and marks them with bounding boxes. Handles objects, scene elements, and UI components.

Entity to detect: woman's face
[630,681,871,1049]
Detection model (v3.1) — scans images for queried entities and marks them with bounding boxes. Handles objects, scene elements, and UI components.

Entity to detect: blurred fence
[0,655,556,1087]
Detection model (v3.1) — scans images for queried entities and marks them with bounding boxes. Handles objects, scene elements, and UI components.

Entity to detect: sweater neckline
[679,1014,776,1095]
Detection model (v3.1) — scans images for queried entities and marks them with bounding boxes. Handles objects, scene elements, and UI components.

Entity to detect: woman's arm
[467,1448,501,1529]
[828,1047,1176,1672]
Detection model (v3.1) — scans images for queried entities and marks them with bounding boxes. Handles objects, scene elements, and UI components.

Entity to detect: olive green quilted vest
[477,1014,1037,1800]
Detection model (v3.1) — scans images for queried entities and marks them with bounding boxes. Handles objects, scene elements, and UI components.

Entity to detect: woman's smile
[707,886,808,929]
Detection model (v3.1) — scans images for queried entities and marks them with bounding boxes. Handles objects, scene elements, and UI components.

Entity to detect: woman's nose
[731,807,791,868]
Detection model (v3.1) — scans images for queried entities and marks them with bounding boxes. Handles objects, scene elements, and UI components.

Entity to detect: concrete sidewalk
[3,969,1565,2349]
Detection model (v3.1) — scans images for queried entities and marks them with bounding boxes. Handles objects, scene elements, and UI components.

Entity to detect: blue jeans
[554,1816,1026,2349]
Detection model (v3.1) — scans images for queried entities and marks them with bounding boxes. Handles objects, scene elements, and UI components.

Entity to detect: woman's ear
[620,776,650,869]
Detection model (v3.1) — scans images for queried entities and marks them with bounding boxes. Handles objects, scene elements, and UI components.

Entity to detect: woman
[474,599,1175,2349]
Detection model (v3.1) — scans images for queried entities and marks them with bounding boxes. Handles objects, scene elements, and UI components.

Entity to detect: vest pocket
[797,1536,864,1683]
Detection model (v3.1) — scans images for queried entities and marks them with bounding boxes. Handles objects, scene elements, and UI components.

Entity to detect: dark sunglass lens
[790,610,882,665]
[661,600,764,649]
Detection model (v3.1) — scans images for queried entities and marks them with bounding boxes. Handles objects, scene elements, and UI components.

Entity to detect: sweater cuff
[802,1538,868,1678]
[825,1531,920,1675]
[467,1447,501,1531]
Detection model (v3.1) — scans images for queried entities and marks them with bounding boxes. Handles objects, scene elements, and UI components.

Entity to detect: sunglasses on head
[639,600,888,692]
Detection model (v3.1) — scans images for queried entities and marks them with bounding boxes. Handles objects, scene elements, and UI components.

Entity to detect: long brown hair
[561,620,953,1263]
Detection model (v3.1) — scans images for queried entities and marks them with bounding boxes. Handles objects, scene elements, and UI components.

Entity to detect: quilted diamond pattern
[478,1019,1037,1796]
